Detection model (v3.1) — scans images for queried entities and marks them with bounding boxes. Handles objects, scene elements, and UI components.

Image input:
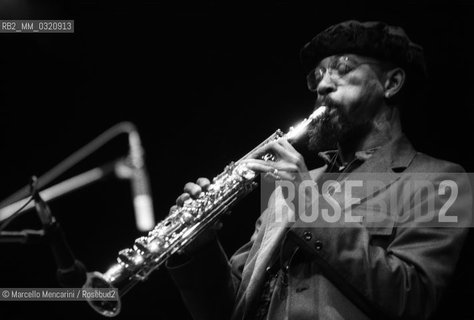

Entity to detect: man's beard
[307,100,369,152]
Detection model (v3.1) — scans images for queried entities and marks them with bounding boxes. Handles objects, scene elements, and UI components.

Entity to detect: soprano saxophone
[83,106,328,317]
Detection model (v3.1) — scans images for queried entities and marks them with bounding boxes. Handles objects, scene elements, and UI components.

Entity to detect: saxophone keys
[147,238,164,254]
[134,237,152,256]
[118,249,144,270]
[235,164,257,180]
[103,263,125,283]
[180,211,196,225]
[261,152,276,162]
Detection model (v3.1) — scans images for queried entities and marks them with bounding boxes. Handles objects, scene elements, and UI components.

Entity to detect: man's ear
[384,68,405,99]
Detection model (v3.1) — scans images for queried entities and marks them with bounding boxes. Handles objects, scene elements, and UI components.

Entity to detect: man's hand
[241,139,318,219]
[169,177,222,256]
[240,138,312,184]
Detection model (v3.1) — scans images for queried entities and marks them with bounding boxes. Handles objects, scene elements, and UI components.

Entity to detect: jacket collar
[318,133,417,173]
[319,133,418,213]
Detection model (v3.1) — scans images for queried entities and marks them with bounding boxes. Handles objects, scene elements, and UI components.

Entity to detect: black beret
[300,20,427,80]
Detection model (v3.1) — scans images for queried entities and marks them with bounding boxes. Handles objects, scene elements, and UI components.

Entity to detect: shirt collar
[318,146,381,166]
[317,133,416,173]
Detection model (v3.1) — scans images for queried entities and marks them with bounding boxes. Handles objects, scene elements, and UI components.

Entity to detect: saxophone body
[84,106,327,317]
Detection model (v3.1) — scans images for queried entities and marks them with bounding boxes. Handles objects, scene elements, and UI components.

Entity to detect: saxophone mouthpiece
[285,105,328,141]
[310,105,328,119]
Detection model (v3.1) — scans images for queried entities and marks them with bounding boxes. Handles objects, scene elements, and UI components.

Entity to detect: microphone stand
[0,176,99,287]
[0,229,45,244]
[0,158,134,282]
[31,180,88,288]
[0,122,139,210]
[0,122,154,289]
[0,121,155,232]
[0,158,127,222]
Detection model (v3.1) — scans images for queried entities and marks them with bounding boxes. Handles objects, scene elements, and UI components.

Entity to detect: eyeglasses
[306,56,379,92]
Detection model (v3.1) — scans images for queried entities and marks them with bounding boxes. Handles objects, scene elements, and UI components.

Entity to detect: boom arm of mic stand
[0,229,45,244]
[0,122,138,209]
[0,159,124,223]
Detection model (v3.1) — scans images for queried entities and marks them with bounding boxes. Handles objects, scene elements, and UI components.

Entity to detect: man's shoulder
[408,152,466,173]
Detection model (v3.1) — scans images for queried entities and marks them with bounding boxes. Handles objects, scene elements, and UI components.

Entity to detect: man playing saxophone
[167,20,472,320]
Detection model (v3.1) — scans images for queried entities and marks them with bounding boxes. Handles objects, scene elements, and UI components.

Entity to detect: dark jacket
[168,134,472,320]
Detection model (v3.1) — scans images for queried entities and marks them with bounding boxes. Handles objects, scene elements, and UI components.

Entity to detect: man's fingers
[247,141,278,159]
[176,193,191,206]
[241,160,275,173]
[184,182,202,198]
[196,177,211,191]
[278,138,297,151]
[169,205,179,215]
[274,140,301,163]
[241,158,297,173]
[278,139,303,160]
[247,140,301,164]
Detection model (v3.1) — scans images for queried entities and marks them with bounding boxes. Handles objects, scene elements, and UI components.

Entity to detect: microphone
[128,130,155,232]
[33,189,87,288]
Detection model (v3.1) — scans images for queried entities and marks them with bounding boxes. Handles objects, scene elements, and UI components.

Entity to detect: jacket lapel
[246,164,329,291]
[332,134,417,211]
[243,187,293,308]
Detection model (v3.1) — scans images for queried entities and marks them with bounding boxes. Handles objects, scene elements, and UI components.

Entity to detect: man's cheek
[337,86,362,113]
[331,86,357,105]
[359,81,385,113]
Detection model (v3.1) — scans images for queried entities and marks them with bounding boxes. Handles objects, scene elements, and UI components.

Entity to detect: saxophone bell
[84,272,121,317]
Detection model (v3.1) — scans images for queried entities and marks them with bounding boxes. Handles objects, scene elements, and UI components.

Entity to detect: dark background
[0,1,473,319]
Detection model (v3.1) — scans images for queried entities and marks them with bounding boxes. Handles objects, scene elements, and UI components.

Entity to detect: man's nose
[316,72,336,96]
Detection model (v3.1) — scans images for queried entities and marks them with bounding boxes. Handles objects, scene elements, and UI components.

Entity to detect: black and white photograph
[1,1,473,319]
